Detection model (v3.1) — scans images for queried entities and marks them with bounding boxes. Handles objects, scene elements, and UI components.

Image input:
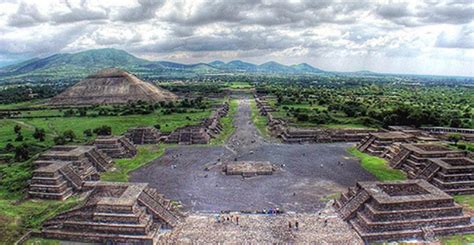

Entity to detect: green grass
[0,193,81,244]
[249,99,270,138]
[227,82,253,89]
[440,234,474,245]
[210,99,238,145]
[454,195,474,208]
[347,147,406,181]
[0,109,211,149]
[24,238,60,245]
[101,144,166,182]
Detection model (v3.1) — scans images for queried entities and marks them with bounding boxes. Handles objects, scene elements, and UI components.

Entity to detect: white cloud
[0,0,473,76]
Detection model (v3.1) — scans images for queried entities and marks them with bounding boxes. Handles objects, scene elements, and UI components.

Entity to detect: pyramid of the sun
[48,68,178,105]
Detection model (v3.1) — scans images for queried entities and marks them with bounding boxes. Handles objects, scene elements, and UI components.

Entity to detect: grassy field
[249,99,270,138]
[347,147,406,181]
[101,144,166,182]
[210,99,238,145]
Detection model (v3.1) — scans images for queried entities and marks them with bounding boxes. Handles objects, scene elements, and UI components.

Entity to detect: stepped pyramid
[335,180,474,242]
[41,182,183,244]
[125,127,162,144]
[28,145,114,200]
[48,68,178,105]
[93,135,137,159]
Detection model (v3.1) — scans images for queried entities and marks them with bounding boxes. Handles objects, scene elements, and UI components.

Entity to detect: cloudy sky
[0,0,473,76]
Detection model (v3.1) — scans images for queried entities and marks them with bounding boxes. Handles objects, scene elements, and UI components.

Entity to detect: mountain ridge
[0,48,338,83]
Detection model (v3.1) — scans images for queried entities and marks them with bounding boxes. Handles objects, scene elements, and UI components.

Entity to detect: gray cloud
[7,2,48,27]
[52,0,109,24]
[376,0,474,26]
[114,0,165,22]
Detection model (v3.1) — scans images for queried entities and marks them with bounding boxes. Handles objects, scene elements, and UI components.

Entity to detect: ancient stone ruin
[93,135,137,159]
[48,68,178,105]
[165,125,211,145]
[203,102,229,137]
[29,146,114,200]
[125,127,162,144]
[165,102,229,145]
[389,144,468,179]
[254,95,377,143]
[415,157,474,195]
[335,179,474,242]
[280,127,375,143]
[224,161,275,177]
[357,132,415,157]
[40,182,183,244]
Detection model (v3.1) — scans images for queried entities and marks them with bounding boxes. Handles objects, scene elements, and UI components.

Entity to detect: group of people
[288,220,299,230]
[216,213,240,225]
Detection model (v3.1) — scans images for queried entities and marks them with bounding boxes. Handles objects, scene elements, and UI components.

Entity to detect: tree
[83,129,93,137]
[447,133,462,145]
[14,124,21,134]
[5,143,15,152]
[54,135,66,145]
[15,133,23,142]
[63,130,76,142]
[33,128,46,141]
[14,144,29,161]
[93,125,112,136]
[154,124,161,130]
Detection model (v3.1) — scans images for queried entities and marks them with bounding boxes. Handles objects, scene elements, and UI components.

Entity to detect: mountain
[291,63,324,73]
[224,60,258,72]
[258,61,294,73]
[0,48,328,83]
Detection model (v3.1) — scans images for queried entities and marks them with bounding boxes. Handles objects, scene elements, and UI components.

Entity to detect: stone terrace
[254,95,376,143]
[165,125,211,145]
[357,132,414,157]
[335,179,474,242]
[224,161,276,177]
[417,157,474,195]
[164,102,229,145]
[29,145,113,200]
[389,144,468,178]
[41,182,183,244]
[93,135,137,159]
[125,127,162,145]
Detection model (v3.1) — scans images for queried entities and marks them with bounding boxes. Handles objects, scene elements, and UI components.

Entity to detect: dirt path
[224,98,266,159]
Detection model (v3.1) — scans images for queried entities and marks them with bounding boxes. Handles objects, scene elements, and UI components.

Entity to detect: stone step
[432,178,474,189]
[364,203,463,221]
[41,228,158,244]
[356,212,471,232]
[29,188,73,201]
[444,187,474,195]
[63,220,152,235]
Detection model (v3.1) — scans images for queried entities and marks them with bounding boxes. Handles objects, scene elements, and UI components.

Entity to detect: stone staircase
[337,190,371,221]
[58,165,83,190]
[85,149,113,171]
[389,148,410,168]
[416,162,441,181]
[138,188,181,228]
[357,136,375,152]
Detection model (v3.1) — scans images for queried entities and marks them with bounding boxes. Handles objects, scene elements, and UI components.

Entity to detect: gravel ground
[158,202,363,244]
[130,98,376,212]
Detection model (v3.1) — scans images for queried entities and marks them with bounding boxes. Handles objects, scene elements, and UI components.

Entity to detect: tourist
[288,221,292,229]
[236,216,239,225]
[295,221,299,230]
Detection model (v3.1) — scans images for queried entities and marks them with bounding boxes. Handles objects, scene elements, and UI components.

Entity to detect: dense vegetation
[256,82,473,129]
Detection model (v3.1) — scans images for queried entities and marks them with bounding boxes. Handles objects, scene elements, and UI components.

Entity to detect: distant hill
[0,48,328,83]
